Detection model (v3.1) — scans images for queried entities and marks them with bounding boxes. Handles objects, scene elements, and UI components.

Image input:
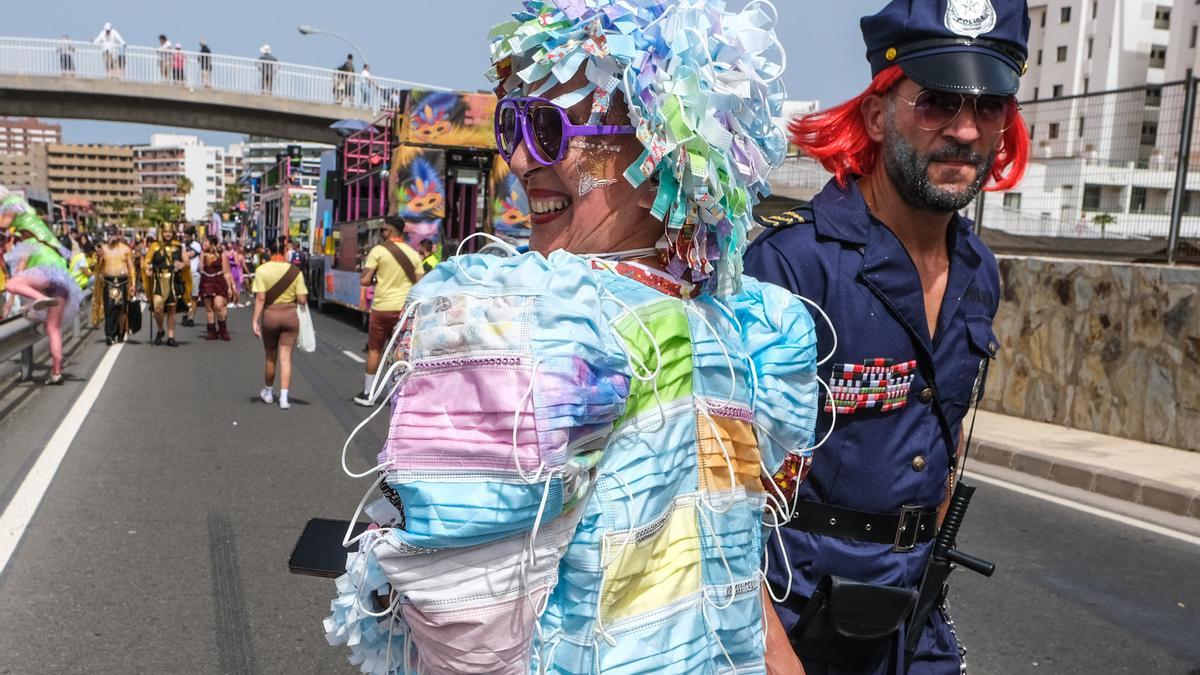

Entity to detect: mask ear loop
[457,230,521,257]
[733,0,787,87]
[759,501,793,605]
[600,287,668,434]
[696,401,738,516]
[592,471,635,649]
[513,358,547,484]
[352,532,403,618]
[685,299,738,408]
[700,591,739,675]
[366,298,424,404]
[794,294,837,366]
[696,504,738,610]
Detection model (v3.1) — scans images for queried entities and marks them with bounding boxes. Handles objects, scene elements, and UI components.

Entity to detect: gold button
[885,47,898,61]
[919,387,935,404]
[1021,62,1029,75]
[912,455,927,472]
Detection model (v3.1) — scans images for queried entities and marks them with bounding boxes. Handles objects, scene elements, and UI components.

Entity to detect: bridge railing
[0,37,450,113]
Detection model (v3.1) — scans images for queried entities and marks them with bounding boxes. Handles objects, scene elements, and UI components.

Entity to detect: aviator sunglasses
[892,88,1019,134]
[495,96,635,166]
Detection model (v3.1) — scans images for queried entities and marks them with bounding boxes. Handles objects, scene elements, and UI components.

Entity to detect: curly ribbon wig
[488,0,788,296]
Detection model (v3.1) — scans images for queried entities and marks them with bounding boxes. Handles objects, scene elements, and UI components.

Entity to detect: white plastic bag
[297,304,316,353]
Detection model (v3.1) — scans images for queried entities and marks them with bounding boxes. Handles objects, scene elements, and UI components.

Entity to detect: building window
[1037,49,1043,65]
[1130,187,1148,213]
[1033,86,1040,100]
[1030,124,1036,138]
[1092,1,1098,17]
[1141,121,1159,144]
[1083,77,1090,93]
[1087,37,1093,59]
[1053,84,1064,98]
[1057,45,1068,61]
[1149,45,1167,69]
[1155,6,1171,30]
[1146,86,1162,107]
[1049,122,1060,139]
[1061,6,1071,22]
[1041,11,1046,27]
[1078,117,1086,137]
[1193,25,1199,49]
[1003,193,1022,209]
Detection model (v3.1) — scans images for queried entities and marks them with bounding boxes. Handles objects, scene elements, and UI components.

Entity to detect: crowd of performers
[0,187,276,380]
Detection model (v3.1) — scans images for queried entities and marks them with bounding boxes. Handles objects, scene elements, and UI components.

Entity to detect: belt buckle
[892,505,923,553]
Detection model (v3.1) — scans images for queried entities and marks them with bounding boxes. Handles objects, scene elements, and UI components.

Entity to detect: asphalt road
[0,305,1197,674]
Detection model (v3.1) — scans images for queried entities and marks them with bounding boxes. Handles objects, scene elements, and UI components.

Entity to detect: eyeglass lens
[913,90,1015,133]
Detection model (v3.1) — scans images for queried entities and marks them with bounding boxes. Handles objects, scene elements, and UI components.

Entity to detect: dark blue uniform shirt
[745,178,1000,672]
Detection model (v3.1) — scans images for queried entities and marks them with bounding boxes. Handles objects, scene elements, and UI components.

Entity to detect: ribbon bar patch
[824,358,917,414]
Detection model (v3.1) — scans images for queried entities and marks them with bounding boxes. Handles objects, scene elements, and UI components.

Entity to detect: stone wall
[984,256,1200,452]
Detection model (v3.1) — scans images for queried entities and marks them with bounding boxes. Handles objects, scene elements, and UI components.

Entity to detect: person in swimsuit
[200,236,234,341]
[94,229,136,345]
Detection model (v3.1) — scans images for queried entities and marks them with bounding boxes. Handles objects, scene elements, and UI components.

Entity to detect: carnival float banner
[388,150,446,249]
[490,165,531,248]
[399,91,498,149]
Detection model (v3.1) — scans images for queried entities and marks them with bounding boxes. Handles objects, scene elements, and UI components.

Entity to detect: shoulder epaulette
[754,201,814,229]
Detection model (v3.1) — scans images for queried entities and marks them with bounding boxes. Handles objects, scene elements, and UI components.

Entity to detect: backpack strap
[264,264,300,306]
[382,240,420,284]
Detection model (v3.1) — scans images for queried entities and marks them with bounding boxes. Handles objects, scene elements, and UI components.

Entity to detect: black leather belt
[785,501,938,552]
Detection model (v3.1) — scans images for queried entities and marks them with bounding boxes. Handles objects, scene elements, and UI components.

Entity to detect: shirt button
[912,455,927,472]
[919,387,935,404]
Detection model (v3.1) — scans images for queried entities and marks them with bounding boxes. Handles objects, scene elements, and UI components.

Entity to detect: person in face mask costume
[324,1,823,673]
[744,0,1030,673]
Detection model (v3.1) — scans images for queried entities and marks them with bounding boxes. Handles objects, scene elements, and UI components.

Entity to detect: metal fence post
[973,190,986,236]
[1168,70,1198,265]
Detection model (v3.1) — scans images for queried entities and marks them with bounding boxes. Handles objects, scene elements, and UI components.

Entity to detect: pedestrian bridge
[0,37,452,143]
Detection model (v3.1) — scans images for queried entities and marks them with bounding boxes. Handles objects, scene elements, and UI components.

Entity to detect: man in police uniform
[747,1,1028,673]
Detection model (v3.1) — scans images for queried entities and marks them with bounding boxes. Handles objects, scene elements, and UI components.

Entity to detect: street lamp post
[297,25,368,66]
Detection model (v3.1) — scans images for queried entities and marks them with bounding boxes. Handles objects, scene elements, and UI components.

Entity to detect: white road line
[0,343,125,576]
[342,350,366,364]
[967,471,1200,548]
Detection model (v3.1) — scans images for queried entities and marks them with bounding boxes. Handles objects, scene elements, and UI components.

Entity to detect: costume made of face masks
[325,250,819,674]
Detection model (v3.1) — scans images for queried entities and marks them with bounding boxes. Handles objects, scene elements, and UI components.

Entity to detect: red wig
[790,65,1028,192]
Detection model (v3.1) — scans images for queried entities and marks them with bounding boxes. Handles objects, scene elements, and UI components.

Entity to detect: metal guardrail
[0,290,91,381]
[0,37,451,113]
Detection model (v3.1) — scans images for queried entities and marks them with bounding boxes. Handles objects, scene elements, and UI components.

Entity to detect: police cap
[862,0,1030,96]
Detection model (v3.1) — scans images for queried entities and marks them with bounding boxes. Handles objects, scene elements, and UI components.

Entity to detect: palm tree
[175,175,194,200]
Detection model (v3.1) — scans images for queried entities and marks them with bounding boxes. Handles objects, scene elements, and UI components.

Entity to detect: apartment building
[0,117,62,154]
[30,143,139,220]
[134,134,227,222]
[241,137,331,190]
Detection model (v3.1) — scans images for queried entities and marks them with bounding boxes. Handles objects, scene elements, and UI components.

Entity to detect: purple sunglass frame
[494,96,635,166]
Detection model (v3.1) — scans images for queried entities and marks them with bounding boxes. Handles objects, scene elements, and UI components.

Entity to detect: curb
[973,436,1200,521]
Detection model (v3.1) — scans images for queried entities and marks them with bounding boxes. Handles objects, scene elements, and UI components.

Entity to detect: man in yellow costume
[142,227,191,346]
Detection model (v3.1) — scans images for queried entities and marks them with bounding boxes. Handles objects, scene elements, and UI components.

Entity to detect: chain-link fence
[769,78,1200,264]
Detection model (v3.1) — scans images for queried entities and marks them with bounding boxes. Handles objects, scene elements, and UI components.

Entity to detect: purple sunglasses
[494,96,635,166]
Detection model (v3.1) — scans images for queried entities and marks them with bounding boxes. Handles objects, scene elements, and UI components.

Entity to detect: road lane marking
[967,471,1200,548]
[342,350,366,364]
[0,343,124,575]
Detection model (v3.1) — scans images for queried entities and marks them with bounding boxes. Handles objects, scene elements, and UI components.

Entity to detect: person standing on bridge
[198,39,212,88]
[258,45,277,94]
[251,239,307,410]
[93,22,125,79]
[352,216,421,407]
[157,35,172,83]
[743,1,1030,672]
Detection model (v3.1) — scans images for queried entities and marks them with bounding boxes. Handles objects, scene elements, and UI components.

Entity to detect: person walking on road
[353,216,421,406]
[258,45,277,94]
[743,1,1031,673]
[200,236,234,341]
[198,38,212,88]
[251,239,307,410]
[95,229,135,345]
[184,229,202,327]
[93,22,125,79]
[144,227,189,346]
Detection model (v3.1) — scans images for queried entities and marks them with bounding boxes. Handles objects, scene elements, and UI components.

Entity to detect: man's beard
[882,110,997,213]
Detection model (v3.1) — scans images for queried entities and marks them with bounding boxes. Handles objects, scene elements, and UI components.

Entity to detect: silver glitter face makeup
[571,139,622,196]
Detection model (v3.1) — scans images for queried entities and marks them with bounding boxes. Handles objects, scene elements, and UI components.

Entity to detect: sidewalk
[972,410,1200,520]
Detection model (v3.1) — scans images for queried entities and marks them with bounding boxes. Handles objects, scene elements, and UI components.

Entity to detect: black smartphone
[288,517,371,578]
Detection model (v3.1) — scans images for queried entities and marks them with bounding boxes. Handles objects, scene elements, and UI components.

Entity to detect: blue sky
[8,0,881,146]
